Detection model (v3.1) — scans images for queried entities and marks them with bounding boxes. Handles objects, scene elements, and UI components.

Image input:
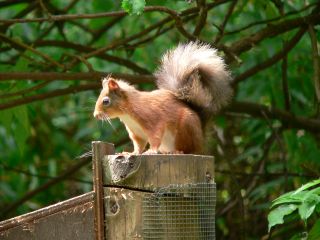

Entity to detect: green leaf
[299,201,317,222]
[308,219,320,240]
[294,179,320,195]
[121,0,146,15]
[298,192,320,222]
[271,180,320,208]
[268,204,298,232]
[271,191,306,208]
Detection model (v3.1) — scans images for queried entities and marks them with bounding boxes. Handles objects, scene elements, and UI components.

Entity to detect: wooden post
[92,142,115,240]
[0,144,215,240]
[98,154,215,239]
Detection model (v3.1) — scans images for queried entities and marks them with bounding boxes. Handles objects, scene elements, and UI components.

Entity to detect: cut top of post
[101,154,214,190]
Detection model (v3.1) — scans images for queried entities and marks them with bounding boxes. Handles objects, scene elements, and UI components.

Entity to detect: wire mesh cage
[142,183,216,240]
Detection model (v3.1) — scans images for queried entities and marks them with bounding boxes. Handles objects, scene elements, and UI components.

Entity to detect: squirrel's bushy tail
[156,42,233,117]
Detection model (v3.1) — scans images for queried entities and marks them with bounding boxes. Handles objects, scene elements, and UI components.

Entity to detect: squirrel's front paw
[117,151,140,155]
[163,150,184,154]
[116,152,130,155]
[142,149,160,155]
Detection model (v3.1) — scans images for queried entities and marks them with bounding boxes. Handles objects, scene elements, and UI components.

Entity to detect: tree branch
[214,0,238,44]
[0,1,231,24]
[0,1,38,32]
[0,81,50,99]
[308,24,320,114]
[1,74,320,134]
[89,16,125,45]
[0,162,91,184]
[34,40,151,74]
[0,83,100,110]
[0,10,126,24]
[228,101,320,132]
[281,45,290,111]
[0,72,154,83]
[233,27,306,85]
[0,72,154,110]
[225,3,317,36]
[193,0,208,37]
[0,33,64,69]
[229,12,320,56]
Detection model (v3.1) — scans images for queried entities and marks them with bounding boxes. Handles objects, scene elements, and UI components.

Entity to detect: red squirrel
[93,42,233,154]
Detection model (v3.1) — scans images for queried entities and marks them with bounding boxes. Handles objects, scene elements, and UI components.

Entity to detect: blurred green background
[0,0,320,239]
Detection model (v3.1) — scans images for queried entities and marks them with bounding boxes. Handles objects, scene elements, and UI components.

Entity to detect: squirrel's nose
[93,111,101,119]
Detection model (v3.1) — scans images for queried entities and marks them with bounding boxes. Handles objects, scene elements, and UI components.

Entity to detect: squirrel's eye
[102,96,111,106]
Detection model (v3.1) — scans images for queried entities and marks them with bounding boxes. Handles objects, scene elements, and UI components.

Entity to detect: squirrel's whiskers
[101,113,115,131]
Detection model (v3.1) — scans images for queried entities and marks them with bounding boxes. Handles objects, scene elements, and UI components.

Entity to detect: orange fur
[94,79,203,154]
[93,42,233,154]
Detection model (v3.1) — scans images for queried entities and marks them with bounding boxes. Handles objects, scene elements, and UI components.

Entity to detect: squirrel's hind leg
[175,110,203,154]
[143,126,166,154]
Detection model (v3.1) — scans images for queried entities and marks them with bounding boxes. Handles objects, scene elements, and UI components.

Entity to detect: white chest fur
[119,114,176,153]
[119,114,147,139]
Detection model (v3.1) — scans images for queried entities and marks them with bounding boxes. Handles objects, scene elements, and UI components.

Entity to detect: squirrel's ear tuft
[102,77,119,90]
[102,78,108,88]
[107,78,119,91]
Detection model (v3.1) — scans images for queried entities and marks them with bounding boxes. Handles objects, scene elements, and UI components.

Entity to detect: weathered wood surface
[100,154,215,240]
[92,141,115,240]
[0,192,94,240]
[103,154,214,189]
[104,187,145,239]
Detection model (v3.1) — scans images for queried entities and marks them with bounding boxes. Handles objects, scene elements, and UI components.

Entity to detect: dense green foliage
[268,179,320,239]
[0,0,319,239]
[122,0,146,15]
